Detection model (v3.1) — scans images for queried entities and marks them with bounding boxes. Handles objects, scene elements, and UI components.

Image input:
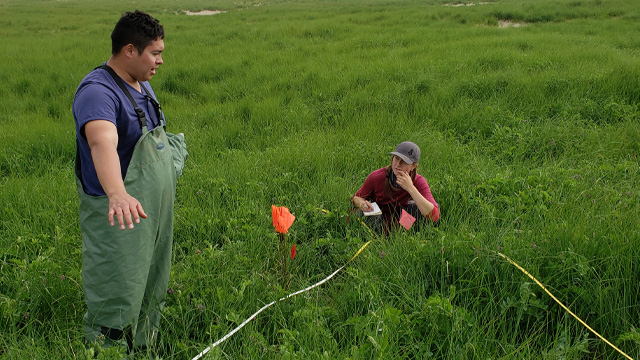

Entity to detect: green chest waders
[77,65,184,349]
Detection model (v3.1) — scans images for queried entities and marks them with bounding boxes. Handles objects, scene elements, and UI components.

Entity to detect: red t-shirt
[355,168,440,221]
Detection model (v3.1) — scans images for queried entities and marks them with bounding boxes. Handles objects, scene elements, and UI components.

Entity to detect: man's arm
[84,120,147,230]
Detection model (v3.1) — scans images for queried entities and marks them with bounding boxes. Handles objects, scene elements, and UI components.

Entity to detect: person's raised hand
[395,171,415,191]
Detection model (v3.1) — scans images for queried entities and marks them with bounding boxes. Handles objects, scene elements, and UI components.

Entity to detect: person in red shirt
[351,141,439,233]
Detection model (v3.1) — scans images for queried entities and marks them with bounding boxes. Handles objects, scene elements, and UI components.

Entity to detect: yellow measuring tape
[193,208,633,359]
[497,252,634,360]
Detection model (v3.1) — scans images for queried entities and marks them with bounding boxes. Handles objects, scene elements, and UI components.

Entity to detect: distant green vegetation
[1,0,639,358]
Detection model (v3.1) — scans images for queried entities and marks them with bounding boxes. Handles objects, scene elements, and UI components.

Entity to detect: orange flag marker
[272,205,296,234]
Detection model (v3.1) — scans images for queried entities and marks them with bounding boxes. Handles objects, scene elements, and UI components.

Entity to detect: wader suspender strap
[97,64,147,130]
[77,65,165,189]
[139,82,166,127]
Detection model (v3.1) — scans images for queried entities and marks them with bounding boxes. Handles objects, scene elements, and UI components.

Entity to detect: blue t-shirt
[73,66,165,196]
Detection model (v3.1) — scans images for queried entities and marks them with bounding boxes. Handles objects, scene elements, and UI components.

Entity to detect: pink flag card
[399,209,416,230]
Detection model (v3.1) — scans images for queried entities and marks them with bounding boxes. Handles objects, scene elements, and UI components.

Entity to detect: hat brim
[389,151,416,164]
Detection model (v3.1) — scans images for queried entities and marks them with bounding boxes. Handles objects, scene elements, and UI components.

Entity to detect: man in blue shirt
[73,10,178,354]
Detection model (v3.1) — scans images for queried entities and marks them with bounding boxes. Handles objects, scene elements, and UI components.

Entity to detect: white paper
[363,202,382,216]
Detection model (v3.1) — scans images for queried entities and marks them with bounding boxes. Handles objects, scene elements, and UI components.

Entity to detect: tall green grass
[1,0,639,358]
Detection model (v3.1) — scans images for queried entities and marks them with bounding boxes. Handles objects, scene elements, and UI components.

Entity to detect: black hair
[111,10,164,55]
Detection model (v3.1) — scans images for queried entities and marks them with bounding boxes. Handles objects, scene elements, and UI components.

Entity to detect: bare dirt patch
[443,2,493,6]
[183,10,226,16]
[498,20,527,28]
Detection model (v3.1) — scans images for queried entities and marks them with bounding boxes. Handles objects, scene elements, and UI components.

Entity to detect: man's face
[132,38,164,82]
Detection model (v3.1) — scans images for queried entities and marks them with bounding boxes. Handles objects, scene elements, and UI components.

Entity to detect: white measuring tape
[192,224,634,360]
[192,241,372,360]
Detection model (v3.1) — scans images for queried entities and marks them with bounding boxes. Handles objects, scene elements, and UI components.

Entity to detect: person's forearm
[90,143,126,197]
[406,188,435,218]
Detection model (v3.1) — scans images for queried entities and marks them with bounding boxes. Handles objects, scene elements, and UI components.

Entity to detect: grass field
[1,0,639,358]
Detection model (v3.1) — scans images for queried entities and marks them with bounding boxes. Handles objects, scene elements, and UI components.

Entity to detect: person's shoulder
[78,66,115,87]
[80,66,111,83]
[414,173,429,187]
[73,68,123,118]
[363,168,387,183]
[75,68,118,99]
[368,167,387,178]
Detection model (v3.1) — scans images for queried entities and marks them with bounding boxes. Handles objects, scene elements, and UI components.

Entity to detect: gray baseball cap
[389,141,420,164]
